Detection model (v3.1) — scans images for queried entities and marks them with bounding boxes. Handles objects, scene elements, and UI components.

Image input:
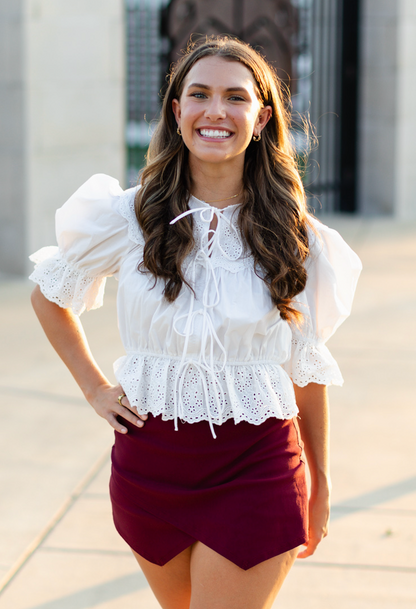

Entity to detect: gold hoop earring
[252,133,261,142]
[177,127,182,137]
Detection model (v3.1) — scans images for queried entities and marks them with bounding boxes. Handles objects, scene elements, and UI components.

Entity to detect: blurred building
[1,0,416,276]
[359,0,416,217]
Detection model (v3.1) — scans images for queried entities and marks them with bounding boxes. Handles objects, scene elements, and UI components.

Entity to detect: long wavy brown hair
[135,36,312,321]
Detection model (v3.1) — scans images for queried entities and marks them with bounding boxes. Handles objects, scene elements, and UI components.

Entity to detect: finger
[297,535,321,559]
[118,395,148,421]
[297,546,313,559]
[107,413,129,434]
[115,405,146,428]
[114,408,144,427]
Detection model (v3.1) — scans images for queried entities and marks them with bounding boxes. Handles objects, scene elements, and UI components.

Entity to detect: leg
[189,542,298,609]
[132,546,193,609]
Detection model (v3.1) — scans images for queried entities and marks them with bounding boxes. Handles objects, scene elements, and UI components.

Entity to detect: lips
[198,128,232,139]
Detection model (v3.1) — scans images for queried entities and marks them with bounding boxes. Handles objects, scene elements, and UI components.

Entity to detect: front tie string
[169,206,243,438]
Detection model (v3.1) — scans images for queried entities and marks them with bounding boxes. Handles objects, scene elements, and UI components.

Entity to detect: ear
[172,98,181,128]
[254,105,272,137]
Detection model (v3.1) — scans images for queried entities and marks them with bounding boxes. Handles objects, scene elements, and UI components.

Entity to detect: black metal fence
[126,0,360,212]
[298,0,360,213]
[298,0,344,213]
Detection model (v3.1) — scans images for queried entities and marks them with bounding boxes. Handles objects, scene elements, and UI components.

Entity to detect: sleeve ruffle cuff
[29,246,106,316]
[282,337,344,387]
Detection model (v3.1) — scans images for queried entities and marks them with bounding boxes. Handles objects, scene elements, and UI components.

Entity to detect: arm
[31,285,147,433]
[294,382,331,558]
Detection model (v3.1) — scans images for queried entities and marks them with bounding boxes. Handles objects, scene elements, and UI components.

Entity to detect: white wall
[395,0,416,218]
[359,0,416,218]
[0,0,26,274]
[0,0,126,275]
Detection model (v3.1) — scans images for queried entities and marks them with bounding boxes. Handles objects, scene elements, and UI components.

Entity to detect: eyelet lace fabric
[114,353,298,427]
[117,188,145,247]
[282,338,344,387]
[29,246,105,316]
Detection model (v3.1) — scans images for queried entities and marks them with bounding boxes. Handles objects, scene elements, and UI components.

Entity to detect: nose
[204,95,226,120]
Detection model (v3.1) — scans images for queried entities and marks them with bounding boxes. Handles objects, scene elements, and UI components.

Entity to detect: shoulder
[305,215,362,274]
[56,174,144,247]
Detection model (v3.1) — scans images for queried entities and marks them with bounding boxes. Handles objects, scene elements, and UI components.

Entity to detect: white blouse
[30,174,362,437]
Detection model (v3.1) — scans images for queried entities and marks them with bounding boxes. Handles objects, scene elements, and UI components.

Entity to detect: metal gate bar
[339,0,360,213]
[306,0,342,213]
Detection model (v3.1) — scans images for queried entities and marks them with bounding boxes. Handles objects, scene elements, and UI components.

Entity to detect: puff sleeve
[282,216,362,387]
[29,174,134,316]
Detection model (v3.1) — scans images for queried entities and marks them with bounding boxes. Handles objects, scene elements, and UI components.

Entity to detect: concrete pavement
[0,215,415,608]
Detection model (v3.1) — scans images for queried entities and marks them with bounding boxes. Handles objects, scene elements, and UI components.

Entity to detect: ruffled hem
[29,247,106,316]
[282,338,344,387]
[113,353,299,427]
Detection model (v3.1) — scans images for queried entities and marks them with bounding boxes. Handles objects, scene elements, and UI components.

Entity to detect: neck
[189,157,244,209]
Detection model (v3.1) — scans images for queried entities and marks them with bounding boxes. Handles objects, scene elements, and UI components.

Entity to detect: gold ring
[118,394,126,406]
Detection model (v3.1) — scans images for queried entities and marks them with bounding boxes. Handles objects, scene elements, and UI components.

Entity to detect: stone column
[358,0,416,218]
[395,0,416,218]
[0,0,125,275]
[0,0,26,274]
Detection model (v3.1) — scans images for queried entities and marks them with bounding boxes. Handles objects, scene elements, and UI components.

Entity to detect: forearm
[294,382,331,492]
[294,382,331,557]
[31,285,147,434]
[31,285,110,402]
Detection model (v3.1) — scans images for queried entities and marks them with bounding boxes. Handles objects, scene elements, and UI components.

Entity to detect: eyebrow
[187,83,249,93]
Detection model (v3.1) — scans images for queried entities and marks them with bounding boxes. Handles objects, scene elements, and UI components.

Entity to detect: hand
[89,383,148,434]
[297,487,330,559]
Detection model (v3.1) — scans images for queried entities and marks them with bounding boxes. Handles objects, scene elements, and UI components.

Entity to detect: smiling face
[172,56,272,172]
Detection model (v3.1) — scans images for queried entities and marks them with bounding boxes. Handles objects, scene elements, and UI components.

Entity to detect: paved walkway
[0,215,415,608]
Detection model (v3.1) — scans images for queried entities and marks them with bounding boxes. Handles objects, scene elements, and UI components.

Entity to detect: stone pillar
[0,0,26,274]
[358,0,416,218]
[395,0,416,218]
[0,0,125,275]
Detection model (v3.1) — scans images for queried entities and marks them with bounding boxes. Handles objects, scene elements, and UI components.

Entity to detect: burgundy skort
[110,414,308,570]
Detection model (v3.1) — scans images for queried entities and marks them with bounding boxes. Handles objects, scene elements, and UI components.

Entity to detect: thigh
[189,542,299,609]
[132,546,193,609]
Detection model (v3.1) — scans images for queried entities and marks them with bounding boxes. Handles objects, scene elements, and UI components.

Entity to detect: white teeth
[199,129,231,138]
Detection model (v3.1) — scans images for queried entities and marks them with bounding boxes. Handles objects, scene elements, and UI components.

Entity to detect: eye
[228,95,246,102]
[190,92,207,99]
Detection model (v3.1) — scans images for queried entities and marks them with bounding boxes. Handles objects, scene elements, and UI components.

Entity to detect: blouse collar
[188,194,242,216]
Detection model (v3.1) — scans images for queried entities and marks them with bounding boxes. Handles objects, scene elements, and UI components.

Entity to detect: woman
[30,37,361,609]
